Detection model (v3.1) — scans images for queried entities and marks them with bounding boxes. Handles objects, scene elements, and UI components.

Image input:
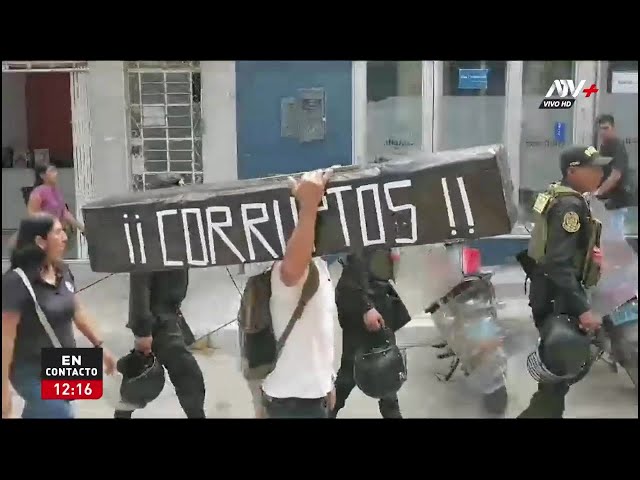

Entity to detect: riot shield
[588,198,638,318]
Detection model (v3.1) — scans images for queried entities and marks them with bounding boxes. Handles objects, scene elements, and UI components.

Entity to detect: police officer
[517,146,608,418]
[114,174,206,419]
[331,248,411,418]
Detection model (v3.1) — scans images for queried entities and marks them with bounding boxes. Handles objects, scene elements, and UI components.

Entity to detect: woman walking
[2,214,116,419]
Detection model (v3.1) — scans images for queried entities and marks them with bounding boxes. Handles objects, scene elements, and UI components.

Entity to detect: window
[126,61,202,191]
[436,61,506,151]
[366,61,423,160]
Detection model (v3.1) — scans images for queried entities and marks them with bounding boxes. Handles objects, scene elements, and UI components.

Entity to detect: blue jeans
[11,364,75,419]
[607,208,628,238]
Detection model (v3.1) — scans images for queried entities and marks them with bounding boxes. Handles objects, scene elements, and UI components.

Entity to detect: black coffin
[82,145,517,273]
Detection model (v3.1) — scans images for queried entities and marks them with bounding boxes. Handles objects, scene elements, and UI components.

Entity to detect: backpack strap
[273,260,320,363]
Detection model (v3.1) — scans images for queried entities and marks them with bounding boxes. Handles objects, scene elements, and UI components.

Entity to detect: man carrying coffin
[114,173,206,419]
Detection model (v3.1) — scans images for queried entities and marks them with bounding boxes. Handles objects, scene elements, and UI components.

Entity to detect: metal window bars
[126,61,203,191]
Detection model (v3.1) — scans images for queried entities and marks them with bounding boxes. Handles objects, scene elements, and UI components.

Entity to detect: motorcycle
[393,242,509,415]
[596,298,638,390]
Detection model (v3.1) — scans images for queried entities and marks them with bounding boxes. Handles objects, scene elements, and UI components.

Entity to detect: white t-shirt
[261,257,336,399]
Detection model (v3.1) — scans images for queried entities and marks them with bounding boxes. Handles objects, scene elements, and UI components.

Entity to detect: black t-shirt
[599,137,632,209]
[2,264,77,373]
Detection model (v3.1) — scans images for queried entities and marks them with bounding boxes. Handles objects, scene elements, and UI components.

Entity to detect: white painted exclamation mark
[135,214,147,264]
[123,214,135,264]
[441,178,457,236]
[456,177,475,234]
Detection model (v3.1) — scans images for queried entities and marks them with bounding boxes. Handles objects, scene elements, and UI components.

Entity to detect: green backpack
[238,261,320,381]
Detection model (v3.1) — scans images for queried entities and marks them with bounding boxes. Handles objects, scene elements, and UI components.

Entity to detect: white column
[432,61,443,152]
[503,61,523,210]
[573,60,606,145]
[421,61,434,153]
[70,72,94,259]
[87,61,129,199]
[352,61,367,165]
[200,61,238,182]
[573,61,599,146]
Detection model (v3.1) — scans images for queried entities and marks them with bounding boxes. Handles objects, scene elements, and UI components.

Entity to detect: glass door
[518,61,575,227]
[595,61,638,236]
[433,61,507,151]
[366,61,424,161]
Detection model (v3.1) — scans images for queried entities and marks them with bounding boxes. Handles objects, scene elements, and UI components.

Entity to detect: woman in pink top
[27,164,84,237]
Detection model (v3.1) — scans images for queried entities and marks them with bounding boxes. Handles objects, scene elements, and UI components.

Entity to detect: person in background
[28,163,85,243]
[2,213,117,419]
[595,114,634,231]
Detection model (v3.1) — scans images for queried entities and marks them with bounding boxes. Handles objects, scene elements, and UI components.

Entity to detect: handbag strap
[13,268,62,348]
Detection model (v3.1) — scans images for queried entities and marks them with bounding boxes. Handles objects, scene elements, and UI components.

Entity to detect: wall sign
[458,69,489,90]
[611,71,638,94]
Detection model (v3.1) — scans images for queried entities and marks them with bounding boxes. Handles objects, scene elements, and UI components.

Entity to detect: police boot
[517,382,569,419]
[379,396,402,419]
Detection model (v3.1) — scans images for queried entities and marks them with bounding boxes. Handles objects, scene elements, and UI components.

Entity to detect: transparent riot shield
[588,197,638,318]
[588,197,638,389]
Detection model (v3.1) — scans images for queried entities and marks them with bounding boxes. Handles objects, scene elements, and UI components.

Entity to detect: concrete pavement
[4,260,637,419]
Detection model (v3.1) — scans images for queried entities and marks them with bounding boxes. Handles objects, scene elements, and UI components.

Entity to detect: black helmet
[354,329,407,399]
[527,314,592,383]
[117,350,166,408]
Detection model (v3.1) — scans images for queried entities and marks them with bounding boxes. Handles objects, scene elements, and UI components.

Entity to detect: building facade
[2,60,637,263]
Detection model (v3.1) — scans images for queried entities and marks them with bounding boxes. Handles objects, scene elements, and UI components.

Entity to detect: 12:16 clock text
[41,380,103,400]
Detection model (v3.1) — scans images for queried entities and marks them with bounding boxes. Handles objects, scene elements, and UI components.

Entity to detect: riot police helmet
[354,328,407,399]
[117,349,166,408]
[528,314,592,382]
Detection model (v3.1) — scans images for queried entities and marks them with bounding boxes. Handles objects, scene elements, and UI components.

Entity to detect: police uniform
[332,249,411,418]
[517,146,610,418]
[114,174,206,419]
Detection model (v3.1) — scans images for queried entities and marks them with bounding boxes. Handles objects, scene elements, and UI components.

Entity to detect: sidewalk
[3,260,637,418]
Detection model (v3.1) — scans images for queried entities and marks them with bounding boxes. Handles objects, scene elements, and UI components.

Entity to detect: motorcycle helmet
[527,314,592,383]
[354,329,407,399]
[117,350,166,409]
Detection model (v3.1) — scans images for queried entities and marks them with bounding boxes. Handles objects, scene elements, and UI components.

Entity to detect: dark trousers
[264,396,328,419]
[332,327,402,418]
[518,277,580,419]
[115,314,206,419]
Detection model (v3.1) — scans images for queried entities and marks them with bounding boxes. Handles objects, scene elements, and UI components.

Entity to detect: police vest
[368,248,395,282]
[527,183,602,288]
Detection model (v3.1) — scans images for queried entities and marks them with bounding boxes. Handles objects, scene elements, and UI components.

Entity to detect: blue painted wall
[235,61,352,179]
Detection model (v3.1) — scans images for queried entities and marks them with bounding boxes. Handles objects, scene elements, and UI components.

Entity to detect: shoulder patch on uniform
[532,192,552,214]
[562,211,581,233]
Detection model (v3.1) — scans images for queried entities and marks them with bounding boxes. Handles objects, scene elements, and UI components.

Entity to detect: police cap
[560,145,611,174]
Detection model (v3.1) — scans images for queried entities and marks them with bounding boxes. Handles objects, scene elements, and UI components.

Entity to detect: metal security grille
[126,61,202,191]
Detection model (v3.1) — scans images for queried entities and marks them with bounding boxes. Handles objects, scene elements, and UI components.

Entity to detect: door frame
[2,61,93,260]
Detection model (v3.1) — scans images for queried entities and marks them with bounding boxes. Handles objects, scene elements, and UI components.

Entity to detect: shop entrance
[2,61,93,260]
